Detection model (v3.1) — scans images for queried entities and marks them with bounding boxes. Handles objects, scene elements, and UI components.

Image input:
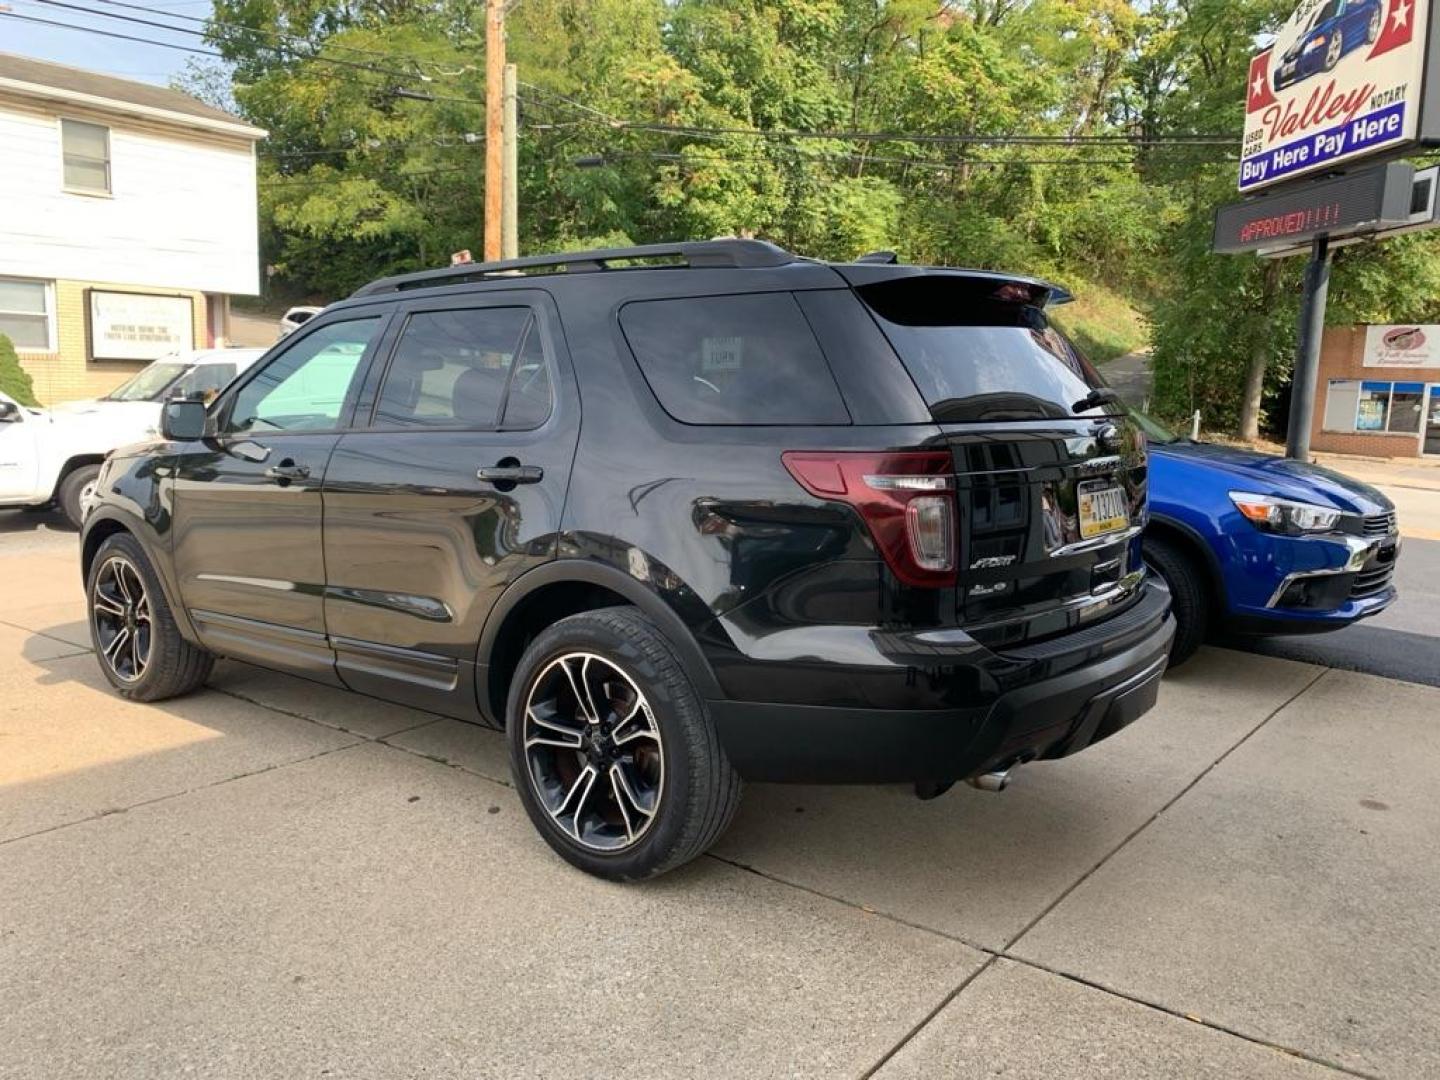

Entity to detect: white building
[0,52,265,403]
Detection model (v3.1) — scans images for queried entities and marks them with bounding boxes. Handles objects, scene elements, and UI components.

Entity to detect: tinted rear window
[620,293,850,425]
[857,277,1107,423]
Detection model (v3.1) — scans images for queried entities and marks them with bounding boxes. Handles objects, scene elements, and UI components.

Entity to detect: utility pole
[502,62,518,260]
[1284,236,1333,461]
[484,0,505,262]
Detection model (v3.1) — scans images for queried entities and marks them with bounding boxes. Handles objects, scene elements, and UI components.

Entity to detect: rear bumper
[708,582,1174,783]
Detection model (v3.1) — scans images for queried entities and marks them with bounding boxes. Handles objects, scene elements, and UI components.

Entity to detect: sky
[1,0,212,86]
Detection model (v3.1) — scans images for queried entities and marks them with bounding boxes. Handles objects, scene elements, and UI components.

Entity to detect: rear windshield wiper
[1071,387,1125,415]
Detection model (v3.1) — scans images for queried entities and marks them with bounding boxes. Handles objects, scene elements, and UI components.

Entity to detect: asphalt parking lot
[2,517,1438,1078]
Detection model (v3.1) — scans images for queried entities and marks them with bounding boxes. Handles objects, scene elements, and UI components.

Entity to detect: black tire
[87,532,214,701]
[58,464,101,529]
[506,606,742,881]
[1144,535,1209,668]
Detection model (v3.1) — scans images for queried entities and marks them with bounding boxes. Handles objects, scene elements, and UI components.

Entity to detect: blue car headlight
[1303,34,1327,53]
[1229,491,1341,535]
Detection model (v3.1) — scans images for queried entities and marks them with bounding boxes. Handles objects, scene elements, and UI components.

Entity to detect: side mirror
[0,400,20,423]
[161,398,208,441]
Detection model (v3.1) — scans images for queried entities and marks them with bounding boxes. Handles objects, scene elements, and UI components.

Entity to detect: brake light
[782,451,957,587]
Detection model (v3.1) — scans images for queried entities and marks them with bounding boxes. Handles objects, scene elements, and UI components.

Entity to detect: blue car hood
[1151,441,1391,514]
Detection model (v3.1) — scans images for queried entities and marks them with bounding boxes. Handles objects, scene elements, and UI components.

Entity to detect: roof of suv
[345,239,1071,308]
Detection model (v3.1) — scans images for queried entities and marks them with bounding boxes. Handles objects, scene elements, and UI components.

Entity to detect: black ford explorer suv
[81,240,1174,880]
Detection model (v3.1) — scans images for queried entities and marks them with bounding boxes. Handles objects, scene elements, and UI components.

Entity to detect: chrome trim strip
[195,573,297,592]
[1048,523,1144,558]
[1264,536,1381,608]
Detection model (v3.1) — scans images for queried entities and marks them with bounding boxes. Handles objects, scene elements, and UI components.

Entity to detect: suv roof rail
[350,239,795,298]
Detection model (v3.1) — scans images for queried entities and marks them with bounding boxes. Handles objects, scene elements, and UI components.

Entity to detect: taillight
[782,451,957,587]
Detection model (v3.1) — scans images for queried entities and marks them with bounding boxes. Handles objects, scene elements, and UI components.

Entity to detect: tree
[0,334,39,407]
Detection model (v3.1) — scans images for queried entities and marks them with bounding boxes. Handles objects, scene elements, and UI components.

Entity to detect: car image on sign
[1273,0,1383,91]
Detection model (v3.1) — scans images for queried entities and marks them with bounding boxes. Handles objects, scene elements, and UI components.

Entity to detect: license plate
[1078,483,1129,539]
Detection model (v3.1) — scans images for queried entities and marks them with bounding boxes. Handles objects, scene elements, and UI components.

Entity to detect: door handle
[476,464,544,485]
[264,461,310,482]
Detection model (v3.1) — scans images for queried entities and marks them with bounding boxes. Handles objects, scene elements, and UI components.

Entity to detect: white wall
[0,98,260,295]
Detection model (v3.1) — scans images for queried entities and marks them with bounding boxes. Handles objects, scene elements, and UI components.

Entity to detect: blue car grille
[1362,511,1397,537]
[1351,563,1395,599]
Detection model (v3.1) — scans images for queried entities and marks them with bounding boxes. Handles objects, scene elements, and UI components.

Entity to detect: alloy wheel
[91,556,152,683]
[1327,31,1342,68]
[521,652,664,852]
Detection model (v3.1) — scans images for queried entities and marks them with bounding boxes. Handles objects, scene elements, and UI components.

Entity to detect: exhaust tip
[966,766,1016,792]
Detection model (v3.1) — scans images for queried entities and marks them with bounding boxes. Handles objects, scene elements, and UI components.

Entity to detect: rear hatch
[847,270,1148,647]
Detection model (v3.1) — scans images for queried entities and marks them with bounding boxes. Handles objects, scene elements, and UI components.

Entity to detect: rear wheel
[1368,7,1380,42]
[87,532,214,700]
[58,464,100,529]
[1144,535,1209,668]
[506,606,742,881]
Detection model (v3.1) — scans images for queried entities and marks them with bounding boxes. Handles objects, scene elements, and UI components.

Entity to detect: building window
[61,119,111,194]
[0,278,53,351]
[1324,379,1425,434]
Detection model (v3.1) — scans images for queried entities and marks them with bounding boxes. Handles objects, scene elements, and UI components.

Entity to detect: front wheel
[506,607,742,881]
[87,532,214,700]
[1144,536,1210,668]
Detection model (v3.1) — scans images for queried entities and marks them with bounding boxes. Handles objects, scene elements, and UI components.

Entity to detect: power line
[1,9,220,56]
[84,0,464,72]
[19,0,426,80]
[260,164,469,187]
[518,81,1238,147]
[6,6,1241,156]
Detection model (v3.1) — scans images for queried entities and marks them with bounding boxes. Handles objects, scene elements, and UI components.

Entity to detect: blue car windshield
[1129,408,1181,445]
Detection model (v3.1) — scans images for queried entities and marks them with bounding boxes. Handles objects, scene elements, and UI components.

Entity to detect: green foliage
[209,0,1440,435]
[0,334,39,407]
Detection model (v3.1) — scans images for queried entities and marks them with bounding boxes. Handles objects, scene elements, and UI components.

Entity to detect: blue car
[1134,413,1399,666]
[1273,0,1383,91]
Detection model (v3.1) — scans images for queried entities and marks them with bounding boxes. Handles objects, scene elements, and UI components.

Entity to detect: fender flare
[1146,512,1226,598]
[476,559,724,715]
[81,505,200,644]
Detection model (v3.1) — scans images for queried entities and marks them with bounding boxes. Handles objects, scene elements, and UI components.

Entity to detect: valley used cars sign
[1240,0,1437,192]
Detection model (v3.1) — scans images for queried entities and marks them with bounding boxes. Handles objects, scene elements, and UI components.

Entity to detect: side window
[501,321,553,428]
[619,293,850,425]
[224,318,380,434]
[372,307,532,429]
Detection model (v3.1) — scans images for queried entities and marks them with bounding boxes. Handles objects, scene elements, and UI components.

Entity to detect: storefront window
[1325,379,1427,435]
[1356,382,1390,431]
[1388,383,1424,433]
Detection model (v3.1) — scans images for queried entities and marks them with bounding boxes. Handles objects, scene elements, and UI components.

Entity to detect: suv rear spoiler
[834,264,1073,307]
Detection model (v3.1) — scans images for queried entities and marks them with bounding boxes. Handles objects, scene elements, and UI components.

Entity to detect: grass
[1051,279,1150,365]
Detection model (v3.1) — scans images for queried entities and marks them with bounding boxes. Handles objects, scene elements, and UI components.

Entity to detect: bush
[0,334,39,406]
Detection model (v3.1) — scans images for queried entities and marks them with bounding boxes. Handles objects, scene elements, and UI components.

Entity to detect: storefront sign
[1213,160,1414,252]
[1364,322,1440,365]
[1240,0,1436,192]
[88,291,194,361]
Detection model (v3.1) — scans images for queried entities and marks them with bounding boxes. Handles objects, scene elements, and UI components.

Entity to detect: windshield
[1129,407,1181,444]
[105,361,189,402]
[857,277,1110,423]
[170,362,238,400]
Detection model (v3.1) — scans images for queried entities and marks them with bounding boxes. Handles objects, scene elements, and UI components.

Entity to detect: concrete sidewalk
[1,529,1437,1078]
